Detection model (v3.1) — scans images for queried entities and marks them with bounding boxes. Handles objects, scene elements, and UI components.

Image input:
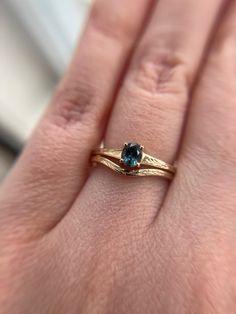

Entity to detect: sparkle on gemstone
[121,143,143,168]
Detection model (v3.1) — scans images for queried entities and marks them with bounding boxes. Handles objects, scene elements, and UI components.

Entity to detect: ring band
[91,142,176,180]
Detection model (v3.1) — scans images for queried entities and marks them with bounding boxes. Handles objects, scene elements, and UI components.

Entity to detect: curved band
[92,148,175,174]
[91,143,176,180]
[91,155,174,180]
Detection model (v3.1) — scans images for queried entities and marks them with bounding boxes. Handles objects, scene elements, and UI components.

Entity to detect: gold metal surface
[91,155,174,180]
[92,148,176,174]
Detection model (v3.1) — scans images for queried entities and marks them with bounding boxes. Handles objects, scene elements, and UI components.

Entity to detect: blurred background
[0,0,91,181]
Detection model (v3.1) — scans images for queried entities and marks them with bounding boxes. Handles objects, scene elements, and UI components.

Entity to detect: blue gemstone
[121,143,142,168]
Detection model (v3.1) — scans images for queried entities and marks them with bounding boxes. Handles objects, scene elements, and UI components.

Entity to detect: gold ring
[91,142,176,180]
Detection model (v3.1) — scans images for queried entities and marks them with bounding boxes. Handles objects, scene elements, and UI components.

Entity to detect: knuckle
[51,81,97,128]
[121,50,190,125]
[129,49,191,97]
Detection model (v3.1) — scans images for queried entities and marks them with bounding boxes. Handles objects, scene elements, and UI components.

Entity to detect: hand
[1,0,236,313]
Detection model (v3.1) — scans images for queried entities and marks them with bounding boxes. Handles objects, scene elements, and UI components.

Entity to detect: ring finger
[77,0,225,226]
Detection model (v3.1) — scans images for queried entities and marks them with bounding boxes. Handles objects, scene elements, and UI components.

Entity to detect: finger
[80,0,225,225]
[152,5,236,308]
[169,0,236,217]
[0,0,154,238]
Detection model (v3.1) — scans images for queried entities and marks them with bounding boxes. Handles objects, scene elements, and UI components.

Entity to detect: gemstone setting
[121,143,143,168]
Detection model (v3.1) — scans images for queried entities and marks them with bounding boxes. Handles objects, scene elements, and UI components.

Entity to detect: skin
[0,0,236,313]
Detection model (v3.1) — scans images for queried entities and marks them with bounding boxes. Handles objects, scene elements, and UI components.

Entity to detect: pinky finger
[167,0,236,226]
[179,0,236,195]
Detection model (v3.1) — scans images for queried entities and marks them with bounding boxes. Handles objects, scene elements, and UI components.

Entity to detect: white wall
[0,0,90,146]
[0,0,90,179]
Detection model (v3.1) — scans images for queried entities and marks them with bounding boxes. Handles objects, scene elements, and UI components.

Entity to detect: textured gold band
[92,148,175,174]
[91,155,174,180]
[91,145,176,180]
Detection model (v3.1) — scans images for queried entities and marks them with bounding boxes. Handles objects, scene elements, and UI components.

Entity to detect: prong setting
[121,143,143,168]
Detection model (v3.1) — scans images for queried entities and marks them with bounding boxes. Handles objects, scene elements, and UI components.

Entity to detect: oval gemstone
[121,143,142,168]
